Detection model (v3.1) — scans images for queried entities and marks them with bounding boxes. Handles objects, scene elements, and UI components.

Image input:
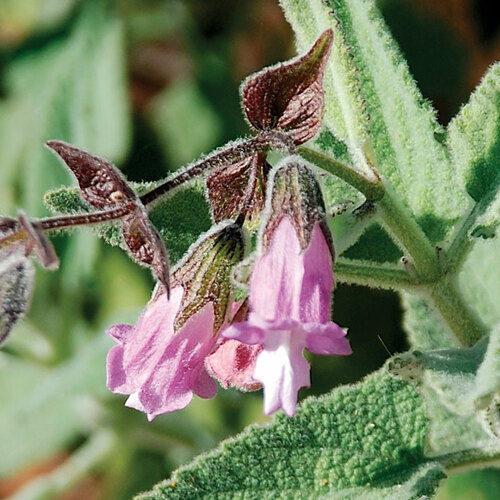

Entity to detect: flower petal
[223,319,265,345]
[300,223,334,323]
[106,286,183,394]
[193,367,218,399]
[134,303,216,418]
[250,217,304,321]
[205,339,263,391]
[106,324,133,343]
[304,322,352,355]
[106,344,127,392]
[253,329,310,417]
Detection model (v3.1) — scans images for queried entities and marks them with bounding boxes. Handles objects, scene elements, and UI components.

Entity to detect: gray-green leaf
[390,324,500,418]
[136,370,443,499]
[280,0,471,244]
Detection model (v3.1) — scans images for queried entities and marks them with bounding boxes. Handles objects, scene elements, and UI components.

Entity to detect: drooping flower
[107,287,217,420]
[1,213,59,345]
[223,158,351,417]
[106,221,245,420]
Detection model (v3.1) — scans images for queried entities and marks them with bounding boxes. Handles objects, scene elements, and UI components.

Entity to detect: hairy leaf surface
[136,370,443,499]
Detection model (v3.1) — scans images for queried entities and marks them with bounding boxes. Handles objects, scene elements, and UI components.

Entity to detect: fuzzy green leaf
[390,324,500,418]
[448,63,500,205]
[136,370,443,499]
[402,293,460,351]
[44,183,211,265]
[422,388,487,456]
[0,0,130,215]
[445,63,500,271]
[342,223,403,264]
[280,0,470,244]
[458,236,500,329]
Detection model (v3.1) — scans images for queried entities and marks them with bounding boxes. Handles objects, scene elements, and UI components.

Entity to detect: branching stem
[307,149,488,346]
[0,205,133,250]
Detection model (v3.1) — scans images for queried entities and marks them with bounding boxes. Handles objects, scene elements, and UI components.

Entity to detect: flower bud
[0,223,34,346]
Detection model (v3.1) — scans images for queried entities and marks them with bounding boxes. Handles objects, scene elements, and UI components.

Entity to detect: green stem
[335,258,418,290]
[427,278,487,346]
[306,148,487,346]
[300,145,440,281]
[446,200,486,273]
[377,190,441,283]
[298,146,385,201]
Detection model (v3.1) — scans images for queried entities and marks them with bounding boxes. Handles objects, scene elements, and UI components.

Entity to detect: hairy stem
[433,443,500,473]
[306,148,487,346]
[298,146,385,201]
[0,206,133,250]
[140,136,273,207]
[377,190,441,283]
[446,199,487,273]
[427,278,487,346]
[335,258,418,290]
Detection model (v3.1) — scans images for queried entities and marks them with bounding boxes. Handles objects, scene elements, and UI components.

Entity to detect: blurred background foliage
[0,0,499,498]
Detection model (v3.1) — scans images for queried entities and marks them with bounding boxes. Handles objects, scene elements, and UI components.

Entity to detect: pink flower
[106,286,217,421]
[223,217,351,417]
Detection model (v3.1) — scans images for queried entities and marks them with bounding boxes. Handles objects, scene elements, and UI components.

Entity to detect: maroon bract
[46,141,171,292]
[46,141,136,210]
[122,207,170,294]
[241,29,333,145]
[206,153,269,230]
[18,212,59,270]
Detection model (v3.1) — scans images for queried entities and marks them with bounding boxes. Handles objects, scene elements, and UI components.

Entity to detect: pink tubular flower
[223,217,351,417]
[106,286,217,421]
[106,221,245,420]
